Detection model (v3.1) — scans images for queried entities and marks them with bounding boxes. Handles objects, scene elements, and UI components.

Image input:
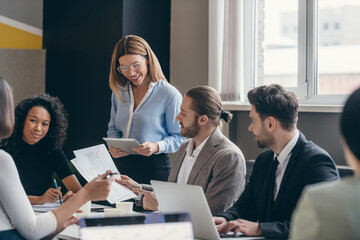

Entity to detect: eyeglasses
[117,62,142,74]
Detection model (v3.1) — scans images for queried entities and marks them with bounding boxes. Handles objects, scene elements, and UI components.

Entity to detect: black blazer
[217,132,339,239]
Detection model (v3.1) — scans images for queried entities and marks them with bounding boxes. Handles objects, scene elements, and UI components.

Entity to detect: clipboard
[103,138,141,155]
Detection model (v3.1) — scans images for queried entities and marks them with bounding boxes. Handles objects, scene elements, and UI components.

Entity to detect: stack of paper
[33,202,61,212]
[71,144,136,204]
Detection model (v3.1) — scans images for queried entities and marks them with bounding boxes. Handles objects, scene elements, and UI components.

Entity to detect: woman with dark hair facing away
[290,87,360,239]
[107,35,184,184]
[0,76,114,240]
[2,93,82,205]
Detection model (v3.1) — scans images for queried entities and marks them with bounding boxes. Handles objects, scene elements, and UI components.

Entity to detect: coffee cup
[76,201,91,218]
[115,201,134,214]
[104,208,124,217]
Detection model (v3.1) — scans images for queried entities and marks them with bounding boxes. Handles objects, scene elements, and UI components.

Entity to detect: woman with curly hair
[2,93,82,205]
[0,76,113,240]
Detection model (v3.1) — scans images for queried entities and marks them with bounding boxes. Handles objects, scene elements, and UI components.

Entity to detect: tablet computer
[103,138,141,155]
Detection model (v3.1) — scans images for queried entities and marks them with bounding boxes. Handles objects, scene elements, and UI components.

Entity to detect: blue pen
[53,179,63,205]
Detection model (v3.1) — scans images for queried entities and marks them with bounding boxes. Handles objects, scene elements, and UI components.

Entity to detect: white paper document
[33,201,61,212]
[71,144,136,203]
[32,201,109,213]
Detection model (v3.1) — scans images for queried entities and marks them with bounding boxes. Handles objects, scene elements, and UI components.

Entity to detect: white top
[177,136,210,184]
[273,130,299,200]
[0,150,57,239]
[125,82,155,138]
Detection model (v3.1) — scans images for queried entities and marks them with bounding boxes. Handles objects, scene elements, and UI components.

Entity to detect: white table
[56,210,141,240]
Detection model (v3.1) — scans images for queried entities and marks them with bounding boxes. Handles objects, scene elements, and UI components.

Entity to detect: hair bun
[220,110,228,119]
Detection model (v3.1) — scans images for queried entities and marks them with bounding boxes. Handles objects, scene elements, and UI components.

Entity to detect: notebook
[151,180,264,240]
[79,212,194,240]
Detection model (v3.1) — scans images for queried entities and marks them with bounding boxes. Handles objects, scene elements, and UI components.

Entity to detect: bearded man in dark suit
[214,84,339,239]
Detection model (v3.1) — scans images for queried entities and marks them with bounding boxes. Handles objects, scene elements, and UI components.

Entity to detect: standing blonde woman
[107,35,184,184]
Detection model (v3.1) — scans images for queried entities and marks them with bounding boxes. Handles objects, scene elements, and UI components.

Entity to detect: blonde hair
[0,77,14,139]
[109,35,167,101]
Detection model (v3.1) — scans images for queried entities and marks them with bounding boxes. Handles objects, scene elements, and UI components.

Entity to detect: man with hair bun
[214,84,339,239]
[117,86,246,215]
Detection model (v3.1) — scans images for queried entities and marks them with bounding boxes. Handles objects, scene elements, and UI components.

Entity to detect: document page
[33,202,61,212]
[33,201,109,213]
[71,144,136,203]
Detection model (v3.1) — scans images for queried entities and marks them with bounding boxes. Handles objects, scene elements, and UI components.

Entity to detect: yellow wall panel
[0,23,42,49]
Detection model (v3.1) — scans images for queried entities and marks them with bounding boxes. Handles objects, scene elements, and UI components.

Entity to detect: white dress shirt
[177,136,210,184]
[273,130,299,200]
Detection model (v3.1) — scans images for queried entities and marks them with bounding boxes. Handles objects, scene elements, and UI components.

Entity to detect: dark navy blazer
[217,132,339,239]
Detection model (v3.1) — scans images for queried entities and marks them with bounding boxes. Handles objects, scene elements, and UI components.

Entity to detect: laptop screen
[79,212,194,240]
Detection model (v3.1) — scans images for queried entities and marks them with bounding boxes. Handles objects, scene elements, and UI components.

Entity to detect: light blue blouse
[107,80,185,154]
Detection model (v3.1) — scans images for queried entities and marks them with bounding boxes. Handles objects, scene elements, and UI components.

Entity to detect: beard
[254,125,275,148]
[180,117,200,138]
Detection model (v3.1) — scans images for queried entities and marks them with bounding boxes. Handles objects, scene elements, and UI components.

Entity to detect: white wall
[170,0,209,95]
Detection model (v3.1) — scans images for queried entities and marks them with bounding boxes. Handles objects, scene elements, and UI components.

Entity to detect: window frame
[243,0,349,105]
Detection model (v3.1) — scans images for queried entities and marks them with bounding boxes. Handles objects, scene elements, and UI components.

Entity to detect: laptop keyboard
[219,231,244,238]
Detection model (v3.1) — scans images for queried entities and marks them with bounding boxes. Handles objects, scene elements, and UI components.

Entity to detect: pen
[53,178,62,205]
[108,172,120,176]
[106,172,120,179]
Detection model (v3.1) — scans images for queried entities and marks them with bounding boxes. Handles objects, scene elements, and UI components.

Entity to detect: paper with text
[71,144,136,203]
[32,201,61,212]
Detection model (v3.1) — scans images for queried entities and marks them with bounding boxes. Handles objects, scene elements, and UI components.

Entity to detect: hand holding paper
[71,144,136,203]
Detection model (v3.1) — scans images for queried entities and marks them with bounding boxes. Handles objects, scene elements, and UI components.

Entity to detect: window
[293,25,298,33]
[209,0,360,105]
[323,22,329,30]
[317,1,360,95]
[283,26,288,34]
[246,0,360,104]
[254,0,299,90]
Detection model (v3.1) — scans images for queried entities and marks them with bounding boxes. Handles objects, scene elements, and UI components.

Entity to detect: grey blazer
[143,128,246,215]
[290,174,360,240]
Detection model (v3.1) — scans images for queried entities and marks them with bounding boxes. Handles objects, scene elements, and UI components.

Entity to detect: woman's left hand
[132,142,159,156]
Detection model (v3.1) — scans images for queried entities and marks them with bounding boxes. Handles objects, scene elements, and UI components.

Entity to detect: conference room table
[58,226,265,240]
[46,204,266,240]
[56,203,151,240]
[32,202,111,240]
[56,217,265,240]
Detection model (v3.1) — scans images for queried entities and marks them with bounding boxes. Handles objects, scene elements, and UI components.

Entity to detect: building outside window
[209,0,360,105]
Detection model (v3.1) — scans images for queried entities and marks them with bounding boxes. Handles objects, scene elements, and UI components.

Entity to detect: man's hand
[214,217,228,232]
[115,175,140,190]
[132,142,159,156]
[219,218,262,237]
[40,187,62,204]
[109,146,129,158]
[133,188,159,211]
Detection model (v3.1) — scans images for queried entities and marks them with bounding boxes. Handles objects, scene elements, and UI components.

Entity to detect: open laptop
[151,180,264,240]
[78,212,194,240]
